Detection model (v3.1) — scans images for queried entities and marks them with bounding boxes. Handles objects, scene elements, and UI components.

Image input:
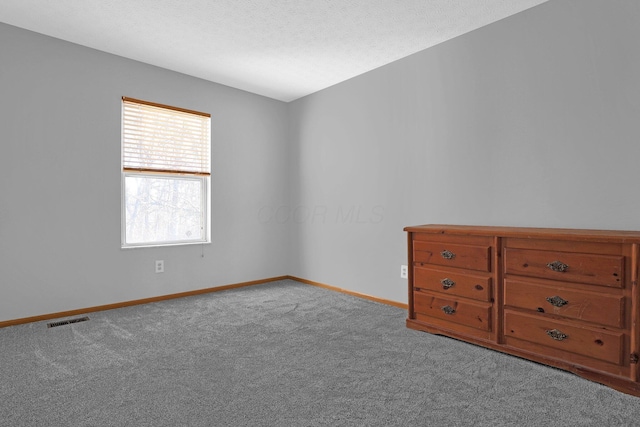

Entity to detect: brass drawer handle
[546,329,568,341]
[546,296,568,307]
[442,305,456,315]
[547,261,569,272]
[440,278,455,289]
[441,250,455,260]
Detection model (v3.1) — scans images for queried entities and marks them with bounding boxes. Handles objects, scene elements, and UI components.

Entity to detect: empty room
[2,0,640,425]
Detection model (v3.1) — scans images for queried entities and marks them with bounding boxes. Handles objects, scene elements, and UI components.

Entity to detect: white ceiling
[0,0,548,102]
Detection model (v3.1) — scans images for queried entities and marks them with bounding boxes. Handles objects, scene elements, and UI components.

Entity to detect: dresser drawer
[503,248,624,288]
[414,266,491,301]
[504,278,624,328]
[413,291,491,331]
[414,241,490,272]
[504,311,624,365]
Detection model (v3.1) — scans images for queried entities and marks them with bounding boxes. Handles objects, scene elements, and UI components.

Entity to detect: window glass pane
[124,175,204,245]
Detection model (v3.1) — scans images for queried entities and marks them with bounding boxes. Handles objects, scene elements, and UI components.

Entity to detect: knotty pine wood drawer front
[504,310,625,365]
[413,241,490,272]
[413,291,492,332]
[503,247,624,288]
[504,278,625,328]
[414,266,491,302]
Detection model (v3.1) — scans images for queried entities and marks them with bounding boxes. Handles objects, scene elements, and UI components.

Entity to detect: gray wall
[0,23,291,322]
[2,0,640,321]
[287,0,640,303]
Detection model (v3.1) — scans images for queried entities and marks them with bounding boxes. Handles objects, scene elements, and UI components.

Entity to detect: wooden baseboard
[287,275,408,310]
[0,275,406,328]
[0,276,289,329]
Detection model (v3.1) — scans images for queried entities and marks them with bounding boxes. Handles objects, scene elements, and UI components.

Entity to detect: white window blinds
[122,97,211,176]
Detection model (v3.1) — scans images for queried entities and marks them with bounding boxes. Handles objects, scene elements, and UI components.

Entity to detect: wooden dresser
[404,224,640,396]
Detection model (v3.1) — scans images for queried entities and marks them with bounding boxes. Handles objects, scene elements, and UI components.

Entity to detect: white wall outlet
[400,265,408,279]
[155,260,164,273]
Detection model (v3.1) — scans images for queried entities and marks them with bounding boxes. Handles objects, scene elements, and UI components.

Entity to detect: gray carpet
[2,279,640,426]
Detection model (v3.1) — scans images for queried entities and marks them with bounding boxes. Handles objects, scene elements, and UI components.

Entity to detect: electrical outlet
[400,265,408,279]
[155,260,164,273]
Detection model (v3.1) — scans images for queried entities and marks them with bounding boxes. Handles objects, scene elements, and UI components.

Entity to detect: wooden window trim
[122,96,210,118]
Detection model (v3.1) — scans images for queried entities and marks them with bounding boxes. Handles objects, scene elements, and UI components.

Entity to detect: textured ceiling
[0,0,548,102]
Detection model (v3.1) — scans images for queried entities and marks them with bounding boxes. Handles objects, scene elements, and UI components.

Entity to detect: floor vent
[47,316,90,328]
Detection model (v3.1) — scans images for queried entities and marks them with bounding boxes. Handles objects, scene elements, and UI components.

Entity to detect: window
[121,97,211,247]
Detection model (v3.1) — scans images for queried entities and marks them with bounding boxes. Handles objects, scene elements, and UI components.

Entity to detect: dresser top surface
[404,224,640,243]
